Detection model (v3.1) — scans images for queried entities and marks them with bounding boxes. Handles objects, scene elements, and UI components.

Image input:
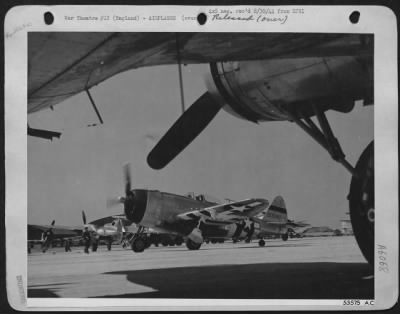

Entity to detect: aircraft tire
[186,239,201,250]
[259,239,265,247]
[175,237,184,246]
[131,237,146,253]
[349,141,374,266]
[281,233,289,241]
[161,239,169,246]
[144,239,151,249]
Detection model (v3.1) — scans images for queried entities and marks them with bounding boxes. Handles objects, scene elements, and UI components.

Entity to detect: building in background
[340,212,354,235]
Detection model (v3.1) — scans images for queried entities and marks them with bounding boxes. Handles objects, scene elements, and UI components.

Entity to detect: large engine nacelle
[205,57,373,123]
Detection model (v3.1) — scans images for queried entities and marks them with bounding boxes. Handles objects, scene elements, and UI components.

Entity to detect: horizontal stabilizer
[28,126,61,140]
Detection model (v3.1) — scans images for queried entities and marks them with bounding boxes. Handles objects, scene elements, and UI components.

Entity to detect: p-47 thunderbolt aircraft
[251,196,309,246]
[81,210,184,250]
[81,211,126,251]
[28,213,133,252]
[204,196,309,246]
[28,32,374,264]
[28,220,81,252]
[107,165,270,252]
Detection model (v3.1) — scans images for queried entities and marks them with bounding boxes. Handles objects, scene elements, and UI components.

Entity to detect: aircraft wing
[28,224,82,239]
[89,214,131,226]
[177,198,270,224]
[287,220,310,228]
[28,33,372,113]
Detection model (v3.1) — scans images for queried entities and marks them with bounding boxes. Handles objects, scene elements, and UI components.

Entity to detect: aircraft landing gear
[349,141,374,266]
[186,238,201,250]
[131,237,146,253]
[291,106,374,266]
[281,233,289,241]
[175,236,184,246]
[129,226,147,253]
[258,239,265,247]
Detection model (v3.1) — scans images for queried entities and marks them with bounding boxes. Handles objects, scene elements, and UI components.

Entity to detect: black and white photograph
[4,5,398,311]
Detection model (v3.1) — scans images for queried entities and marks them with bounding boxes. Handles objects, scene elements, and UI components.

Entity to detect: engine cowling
[124,189,148,224]
[205,57,373,123]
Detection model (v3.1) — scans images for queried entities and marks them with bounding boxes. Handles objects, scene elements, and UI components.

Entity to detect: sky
[28,63,374,228]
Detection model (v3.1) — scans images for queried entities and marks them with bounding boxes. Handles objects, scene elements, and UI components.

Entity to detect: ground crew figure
[64,239,72,252]
[92,234,100,252]
[42,228,54,253]
[82,227,91,254]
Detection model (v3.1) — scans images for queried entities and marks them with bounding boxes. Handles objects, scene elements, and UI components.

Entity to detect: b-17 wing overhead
[28,33,372,113]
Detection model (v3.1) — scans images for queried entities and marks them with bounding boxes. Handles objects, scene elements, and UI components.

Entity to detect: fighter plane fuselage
[125,189,216,236]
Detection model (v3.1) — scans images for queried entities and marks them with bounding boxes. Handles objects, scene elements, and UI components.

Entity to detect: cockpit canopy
[185,192,221,204]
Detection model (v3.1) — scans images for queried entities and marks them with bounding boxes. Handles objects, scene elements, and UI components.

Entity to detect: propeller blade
[124,164,131,196]
[51,220,55,226]
[147,92,221,170]
[82,210,87,225]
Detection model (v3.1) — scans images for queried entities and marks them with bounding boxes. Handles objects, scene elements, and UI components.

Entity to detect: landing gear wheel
[259,239,265,247]
[175,237,184,246]
[131,237,146,253]
[186,239,201,250]
[144,239,151,249]
[161,240,169,247]
[281,233,289,241]
[349,141,374,266]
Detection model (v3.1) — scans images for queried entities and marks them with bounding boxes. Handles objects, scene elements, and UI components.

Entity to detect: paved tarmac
[28,236,373,299]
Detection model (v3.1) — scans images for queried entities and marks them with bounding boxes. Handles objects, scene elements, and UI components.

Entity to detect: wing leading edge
[177,198,270,224]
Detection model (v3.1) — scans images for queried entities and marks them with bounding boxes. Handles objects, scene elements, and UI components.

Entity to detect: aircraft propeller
[147,92,221,170]
[82,210,87,225]
[106,164,136,211]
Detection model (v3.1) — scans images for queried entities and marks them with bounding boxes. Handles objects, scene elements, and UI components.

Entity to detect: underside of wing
[28,32,372,112]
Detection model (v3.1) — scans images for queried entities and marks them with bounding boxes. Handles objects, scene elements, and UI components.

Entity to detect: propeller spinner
[107,164,147,224]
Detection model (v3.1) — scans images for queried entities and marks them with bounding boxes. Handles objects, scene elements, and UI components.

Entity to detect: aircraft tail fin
[263,196,288,223]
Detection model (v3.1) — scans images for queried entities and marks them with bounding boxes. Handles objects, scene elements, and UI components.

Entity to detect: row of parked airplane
[28,165,308,253]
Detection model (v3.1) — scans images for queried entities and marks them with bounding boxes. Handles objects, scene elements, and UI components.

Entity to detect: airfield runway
[28,236,373,299]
